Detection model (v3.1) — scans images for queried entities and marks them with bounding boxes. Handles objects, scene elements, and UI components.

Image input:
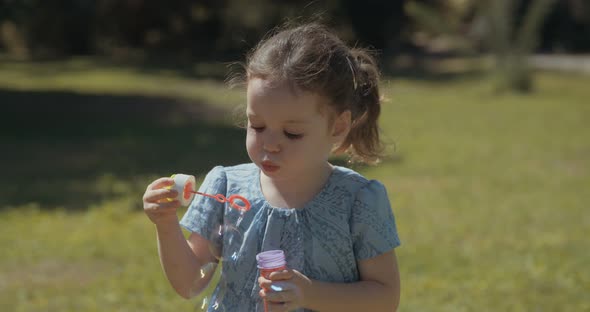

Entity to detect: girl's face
[246,78,344,181]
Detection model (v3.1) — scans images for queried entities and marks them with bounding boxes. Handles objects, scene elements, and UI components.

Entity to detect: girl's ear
[330,110,351,143]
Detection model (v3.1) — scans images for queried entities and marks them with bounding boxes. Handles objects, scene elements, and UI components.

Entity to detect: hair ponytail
[336,48,383,164]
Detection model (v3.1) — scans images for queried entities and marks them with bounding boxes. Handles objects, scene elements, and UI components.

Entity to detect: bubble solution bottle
[256,250,287,312]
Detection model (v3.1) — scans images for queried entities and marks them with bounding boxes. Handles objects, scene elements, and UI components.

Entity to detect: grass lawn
[1,58,588,311]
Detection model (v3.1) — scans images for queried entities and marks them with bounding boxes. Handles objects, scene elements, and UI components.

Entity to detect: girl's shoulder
[204,164,260,195]
[204,163,258,180]
[331,165,376,190]
[331,165,368,183]
[330,165,389,203]
[222,162,257,174]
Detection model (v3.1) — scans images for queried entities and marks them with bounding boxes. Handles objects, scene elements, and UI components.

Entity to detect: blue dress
[179,163,400,312]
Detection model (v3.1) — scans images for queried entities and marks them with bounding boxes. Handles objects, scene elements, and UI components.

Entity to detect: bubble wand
[169,174,251,212]
[190,191,251,212]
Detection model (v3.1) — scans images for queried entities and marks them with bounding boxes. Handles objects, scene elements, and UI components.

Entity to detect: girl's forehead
[247,78,330,117]
[247,78,298,99]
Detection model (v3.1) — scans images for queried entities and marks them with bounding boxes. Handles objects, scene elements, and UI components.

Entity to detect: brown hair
[231,22,384,164]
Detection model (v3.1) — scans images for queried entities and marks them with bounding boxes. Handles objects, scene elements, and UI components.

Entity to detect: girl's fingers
[264,289,296,303]
[144,188,178,203]
[144,200,181,211]
[147,177,175,191]
[268,269,293,281]
[258,276,271,288]
[259,282,300,311]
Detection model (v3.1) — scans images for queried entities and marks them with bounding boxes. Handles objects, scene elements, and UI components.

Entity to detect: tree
[479,0,557,92]
[406,0,557,93]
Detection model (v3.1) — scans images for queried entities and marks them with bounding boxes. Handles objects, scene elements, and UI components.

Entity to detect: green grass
[377,73,589,311]
[1,58,588,311]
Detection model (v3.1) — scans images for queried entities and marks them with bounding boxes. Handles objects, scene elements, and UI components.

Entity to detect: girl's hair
[231,22,384,164]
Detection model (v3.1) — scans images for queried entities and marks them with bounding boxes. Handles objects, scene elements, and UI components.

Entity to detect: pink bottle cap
[256,250,286,269]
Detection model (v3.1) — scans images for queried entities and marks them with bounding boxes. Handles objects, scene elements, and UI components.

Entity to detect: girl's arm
[262,249,400,311]
[155,219,217,299]
[305,249,400,311]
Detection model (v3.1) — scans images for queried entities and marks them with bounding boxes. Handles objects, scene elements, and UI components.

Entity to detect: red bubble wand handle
[172,173,251,212]
[191,191,251,212]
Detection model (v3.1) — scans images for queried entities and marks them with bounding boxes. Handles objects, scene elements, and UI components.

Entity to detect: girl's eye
[284,131,303,140]
[250,126,265,132]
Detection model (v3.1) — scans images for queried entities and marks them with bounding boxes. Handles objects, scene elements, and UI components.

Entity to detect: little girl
[143,23,401,312]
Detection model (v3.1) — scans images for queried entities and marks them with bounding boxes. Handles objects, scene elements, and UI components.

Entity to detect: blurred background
[0,0,588,311]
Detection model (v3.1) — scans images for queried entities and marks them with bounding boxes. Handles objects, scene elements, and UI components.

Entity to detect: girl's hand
[258,269,312,311]
[142,177,181,225]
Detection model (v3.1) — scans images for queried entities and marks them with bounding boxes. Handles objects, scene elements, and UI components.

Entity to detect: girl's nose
[263,133,281,153]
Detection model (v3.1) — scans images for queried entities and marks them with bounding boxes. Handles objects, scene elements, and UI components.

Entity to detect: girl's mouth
[261,161,280,172]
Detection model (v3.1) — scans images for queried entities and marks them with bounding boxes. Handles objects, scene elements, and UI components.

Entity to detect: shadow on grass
[0,88,250,210]
[0,55,233,81]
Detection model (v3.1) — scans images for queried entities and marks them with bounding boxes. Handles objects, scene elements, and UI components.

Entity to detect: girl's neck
[260,162,333,209]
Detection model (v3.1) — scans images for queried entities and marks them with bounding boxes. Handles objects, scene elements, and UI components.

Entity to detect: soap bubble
[200,277,227,312]
[208,224,243,263]
[211,288,226,311]
[188,262,218,298]
[200,297,208,310]
[192,191,249,311]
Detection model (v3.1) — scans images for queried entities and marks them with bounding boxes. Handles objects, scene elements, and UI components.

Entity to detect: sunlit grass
[375,71,589,311]
[1,59,588,311]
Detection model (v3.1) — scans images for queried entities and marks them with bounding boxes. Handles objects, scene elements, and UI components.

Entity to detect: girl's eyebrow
[285,119,309,125]
[247,114,309,125]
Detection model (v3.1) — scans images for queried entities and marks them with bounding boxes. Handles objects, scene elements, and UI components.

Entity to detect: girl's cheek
[246,134,259,154]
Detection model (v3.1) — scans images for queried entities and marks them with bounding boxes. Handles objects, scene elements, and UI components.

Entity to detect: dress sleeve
[351,180,401,260]
[179,166,226,243]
